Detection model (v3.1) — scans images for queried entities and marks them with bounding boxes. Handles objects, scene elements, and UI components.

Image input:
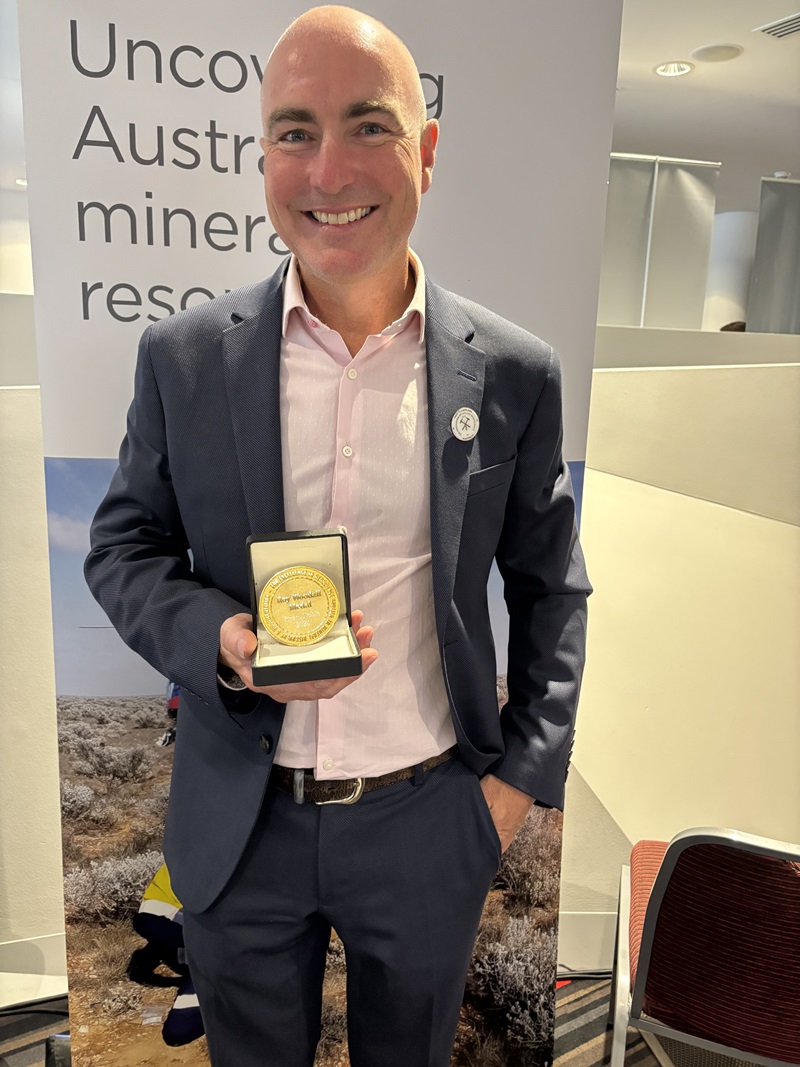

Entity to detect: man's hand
[219,609,378,702]
[480,774,535,853]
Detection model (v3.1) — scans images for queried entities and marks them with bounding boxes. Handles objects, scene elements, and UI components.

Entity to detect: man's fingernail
[237,638,247,658]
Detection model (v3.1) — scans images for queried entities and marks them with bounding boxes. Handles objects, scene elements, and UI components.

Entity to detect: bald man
[86,7,590,1066]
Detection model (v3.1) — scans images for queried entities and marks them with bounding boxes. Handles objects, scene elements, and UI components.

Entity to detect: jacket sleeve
[492,346,591,807]
[84,325,253,711]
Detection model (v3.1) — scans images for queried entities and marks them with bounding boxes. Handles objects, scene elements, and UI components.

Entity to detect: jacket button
[260,735,273,755]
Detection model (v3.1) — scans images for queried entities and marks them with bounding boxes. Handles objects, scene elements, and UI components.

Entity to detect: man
[85,6,590,1066]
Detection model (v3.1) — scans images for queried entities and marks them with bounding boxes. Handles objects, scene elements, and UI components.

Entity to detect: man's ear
[420,120,439,194]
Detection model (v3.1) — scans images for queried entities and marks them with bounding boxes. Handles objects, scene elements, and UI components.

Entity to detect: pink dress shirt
[274,252,456,778]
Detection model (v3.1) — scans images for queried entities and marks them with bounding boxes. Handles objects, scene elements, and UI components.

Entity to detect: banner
[19,2,621,1062]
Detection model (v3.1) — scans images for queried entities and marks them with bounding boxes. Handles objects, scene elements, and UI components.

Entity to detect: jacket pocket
[466,456,517,498]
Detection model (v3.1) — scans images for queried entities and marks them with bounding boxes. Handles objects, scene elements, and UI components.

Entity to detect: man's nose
[309,135,354,196]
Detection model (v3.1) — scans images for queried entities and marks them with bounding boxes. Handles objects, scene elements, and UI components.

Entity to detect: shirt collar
[281,251,426,343]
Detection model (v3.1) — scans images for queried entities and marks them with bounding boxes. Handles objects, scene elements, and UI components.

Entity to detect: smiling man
[85,6,590,1067]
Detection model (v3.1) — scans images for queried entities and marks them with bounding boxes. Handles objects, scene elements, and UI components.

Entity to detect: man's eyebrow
[266,107,317,133]
[344,100,402,124]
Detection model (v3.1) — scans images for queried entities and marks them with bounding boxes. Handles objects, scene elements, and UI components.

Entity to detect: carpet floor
[554,980,660,1067]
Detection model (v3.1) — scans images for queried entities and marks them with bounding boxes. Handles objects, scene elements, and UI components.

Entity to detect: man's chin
[294,247,383,285]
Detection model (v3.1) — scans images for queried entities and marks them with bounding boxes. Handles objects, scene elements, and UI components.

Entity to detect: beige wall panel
[0,387,66,989]
[0,294,38,386]
[587,364,800,525]
[573,469,800,850]
[593,325,800,369]
[560,768,632,913]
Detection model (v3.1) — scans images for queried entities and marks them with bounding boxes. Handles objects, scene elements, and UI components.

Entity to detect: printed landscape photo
[59,679,563,1067]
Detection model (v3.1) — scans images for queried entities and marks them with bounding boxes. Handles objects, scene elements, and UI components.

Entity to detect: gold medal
[258,566,340,647]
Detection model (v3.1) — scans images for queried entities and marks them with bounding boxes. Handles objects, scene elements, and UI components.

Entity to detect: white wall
[0,386,66,1007]
[559,327,800,970]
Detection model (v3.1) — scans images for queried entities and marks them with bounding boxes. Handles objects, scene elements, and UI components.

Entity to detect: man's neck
[298,257,415,357]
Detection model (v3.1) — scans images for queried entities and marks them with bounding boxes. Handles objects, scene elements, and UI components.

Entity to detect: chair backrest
[630,828,800,1064]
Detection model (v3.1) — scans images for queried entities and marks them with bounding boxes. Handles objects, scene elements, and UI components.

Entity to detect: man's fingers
[221,607,377,699]
[360,646,378,670]
[219,612,257,671]
[355,624,374,650]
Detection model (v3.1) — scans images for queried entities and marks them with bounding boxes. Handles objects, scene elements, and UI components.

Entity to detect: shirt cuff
[216,663,247,691]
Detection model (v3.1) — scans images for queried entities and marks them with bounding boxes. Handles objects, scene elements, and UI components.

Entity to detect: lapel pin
[451,407,480,442]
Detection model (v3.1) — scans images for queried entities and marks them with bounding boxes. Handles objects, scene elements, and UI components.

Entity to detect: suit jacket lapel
[221,264,288,536]
[425,280,486,645]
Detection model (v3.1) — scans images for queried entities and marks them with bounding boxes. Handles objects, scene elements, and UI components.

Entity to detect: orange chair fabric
[632,840,800,1063]
[628,839,669,989]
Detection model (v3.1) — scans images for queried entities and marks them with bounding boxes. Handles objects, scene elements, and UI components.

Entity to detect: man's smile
[306,206,376,226]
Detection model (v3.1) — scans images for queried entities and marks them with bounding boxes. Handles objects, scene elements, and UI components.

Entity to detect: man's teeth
[310,207,373,225]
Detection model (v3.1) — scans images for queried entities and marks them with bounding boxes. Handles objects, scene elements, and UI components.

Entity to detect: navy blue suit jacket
[85,263,591,912]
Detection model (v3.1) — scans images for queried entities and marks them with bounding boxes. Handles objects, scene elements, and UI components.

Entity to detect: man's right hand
[219,610,377,703]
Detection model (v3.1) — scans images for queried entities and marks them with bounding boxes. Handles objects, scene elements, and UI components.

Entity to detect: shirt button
[342,445,353,458]
[347,368,358,380]
[323,758,334,770]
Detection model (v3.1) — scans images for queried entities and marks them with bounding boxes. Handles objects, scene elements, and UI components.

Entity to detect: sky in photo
[45,457,167,696]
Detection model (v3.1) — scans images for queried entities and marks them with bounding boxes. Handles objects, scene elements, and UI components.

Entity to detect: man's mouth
[307,206,375,225]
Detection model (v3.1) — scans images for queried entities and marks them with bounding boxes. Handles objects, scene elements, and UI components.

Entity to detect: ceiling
[1,0,799,214]
[612,0,800,212]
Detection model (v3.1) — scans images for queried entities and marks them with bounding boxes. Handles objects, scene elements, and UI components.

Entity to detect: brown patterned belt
[271,745,458,806]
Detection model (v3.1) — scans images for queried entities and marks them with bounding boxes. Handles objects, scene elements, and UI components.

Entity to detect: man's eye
[360,123,387,136]
[279,129,309,144]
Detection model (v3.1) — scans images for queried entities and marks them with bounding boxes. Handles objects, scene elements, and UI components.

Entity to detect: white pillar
[702,211,758,331]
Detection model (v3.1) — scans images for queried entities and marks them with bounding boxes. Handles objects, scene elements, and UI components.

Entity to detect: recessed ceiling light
[15,178,28,187]
[655,61,694,77]
[691,43,744,62]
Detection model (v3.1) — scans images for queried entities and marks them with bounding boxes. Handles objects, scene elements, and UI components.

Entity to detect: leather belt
[271,745,458,806]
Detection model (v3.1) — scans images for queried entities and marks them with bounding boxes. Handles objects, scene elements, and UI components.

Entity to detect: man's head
[260,6,437,291]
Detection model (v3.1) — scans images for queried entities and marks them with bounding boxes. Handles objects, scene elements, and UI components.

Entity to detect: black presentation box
[247,528,362,687]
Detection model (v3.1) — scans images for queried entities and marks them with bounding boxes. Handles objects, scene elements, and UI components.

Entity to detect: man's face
[260,30,437,288]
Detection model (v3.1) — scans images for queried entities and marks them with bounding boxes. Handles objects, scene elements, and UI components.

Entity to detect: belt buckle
[315,777,365,806]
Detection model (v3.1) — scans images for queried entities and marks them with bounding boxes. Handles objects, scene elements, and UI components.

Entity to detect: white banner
[20,0,622,462]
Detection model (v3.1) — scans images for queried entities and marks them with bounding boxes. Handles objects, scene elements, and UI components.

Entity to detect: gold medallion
[258,566,340,647]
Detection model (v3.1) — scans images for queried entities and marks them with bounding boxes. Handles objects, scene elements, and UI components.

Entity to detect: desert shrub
[68,920,138,985]
[457,1032,507,1067]
[60,823,83,866]
[470,917,556,1050]
[326,934,346,973]
[131,705,168,729]
[58,721,109,753]
[63,850,162,923]
[72,740,156,782]
[494,808,562,913]
[59,695,165,730]
[317,968,348,1061]
[61,781,97,820]
[124,821,164,855]
[101,981,141,1016]
[141,784,171,822]
[60,781,114,829]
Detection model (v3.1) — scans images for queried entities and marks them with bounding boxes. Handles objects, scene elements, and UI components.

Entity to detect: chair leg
[608,902,620,1029]
[610,1014,629,1067]
[609,865,632,1067]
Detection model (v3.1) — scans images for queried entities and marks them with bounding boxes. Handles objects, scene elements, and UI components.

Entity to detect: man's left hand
[480,774,535,853]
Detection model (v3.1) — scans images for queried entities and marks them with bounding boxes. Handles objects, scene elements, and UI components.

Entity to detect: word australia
[73,107,264,175]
